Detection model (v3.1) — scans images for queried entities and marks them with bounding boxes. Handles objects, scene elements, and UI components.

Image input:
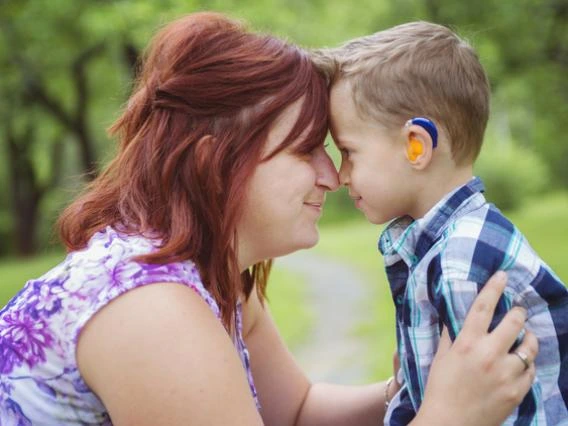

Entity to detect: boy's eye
[340,148,351,158]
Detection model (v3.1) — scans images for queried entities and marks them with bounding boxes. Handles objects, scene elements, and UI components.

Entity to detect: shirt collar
[378,177,486,266]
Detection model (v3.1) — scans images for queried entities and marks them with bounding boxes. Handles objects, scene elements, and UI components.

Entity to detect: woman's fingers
[489,306,528,353]
[497,332,537,407]
[509,330,539,374]
[518,361,537,398]
[461,270,508,337]
[436,326,452,356]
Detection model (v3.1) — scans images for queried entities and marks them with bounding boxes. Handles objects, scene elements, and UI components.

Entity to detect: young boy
[316,22,568,425]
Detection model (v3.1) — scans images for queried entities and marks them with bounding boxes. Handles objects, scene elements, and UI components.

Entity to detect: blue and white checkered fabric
[380,177,568,425]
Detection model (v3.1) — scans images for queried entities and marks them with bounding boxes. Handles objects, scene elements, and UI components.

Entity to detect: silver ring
[513,350,530,371]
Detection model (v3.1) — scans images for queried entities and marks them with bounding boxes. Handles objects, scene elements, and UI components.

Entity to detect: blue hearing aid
[407,117,438,148]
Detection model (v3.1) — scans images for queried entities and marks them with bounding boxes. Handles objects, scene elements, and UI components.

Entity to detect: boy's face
[329,80,415,224]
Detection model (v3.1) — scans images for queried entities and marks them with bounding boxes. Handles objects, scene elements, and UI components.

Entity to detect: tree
[0,0,134,255]
[2,104,63,255]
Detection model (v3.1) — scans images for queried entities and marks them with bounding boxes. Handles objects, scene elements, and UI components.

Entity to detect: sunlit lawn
[266,267,313,348]
[314,218,395,380]
[0,252,66,306]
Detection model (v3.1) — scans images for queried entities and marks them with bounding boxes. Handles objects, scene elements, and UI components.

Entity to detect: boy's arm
[432,272,536,422]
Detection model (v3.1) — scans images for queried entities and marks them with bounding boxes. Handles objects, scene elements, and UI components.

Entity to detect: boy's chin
[361,211,391,226]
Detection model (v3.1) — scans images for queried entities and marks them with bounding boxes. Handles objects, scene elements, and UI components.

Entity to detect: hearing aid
[407,138,423,161]
[405,117,438,148]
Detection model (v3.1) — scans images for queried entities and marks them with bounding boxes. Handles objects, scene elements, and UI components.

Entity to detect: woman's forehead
[265,98,305,151]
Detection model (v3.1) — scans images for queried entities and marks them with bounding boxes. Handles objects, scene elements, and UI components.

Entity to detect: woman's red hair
[57,12,329,328]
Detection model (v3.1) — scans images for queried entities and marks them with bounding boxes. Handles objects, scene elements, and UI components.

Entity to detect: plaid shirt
[380,177,568,426]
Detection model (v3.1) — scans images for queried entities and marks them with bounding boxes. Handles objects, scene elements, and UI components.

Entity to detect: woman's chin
[274,229,320,258]
[296,228,320,250]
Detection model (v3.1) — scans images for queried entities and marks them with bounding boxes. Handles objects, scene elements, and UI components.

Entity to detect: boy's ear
[404,124,434,170]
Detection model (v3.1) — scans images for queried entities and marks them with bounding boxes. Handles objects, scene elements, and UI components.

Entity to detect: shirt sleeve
[432,272,541,425]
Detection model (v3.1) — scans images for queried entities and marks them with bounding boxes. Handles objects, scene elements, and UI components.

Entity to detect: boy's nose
[338,162,350,186]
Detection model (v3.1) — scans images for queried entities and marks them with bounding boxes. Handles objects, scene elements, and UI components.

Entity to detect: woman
[0,12,536,425]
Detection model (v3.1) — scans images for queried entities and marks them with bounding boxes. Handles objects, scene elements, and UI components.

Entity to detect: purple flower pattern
[0,227,258,424]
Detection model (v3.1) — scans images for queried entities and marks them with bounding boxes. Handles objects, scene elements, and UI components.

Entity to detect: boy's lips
[349,195,363,208]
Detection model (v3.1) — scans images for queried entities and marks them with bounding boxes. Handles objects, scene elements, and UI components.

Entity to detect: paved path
[277,250,372,384]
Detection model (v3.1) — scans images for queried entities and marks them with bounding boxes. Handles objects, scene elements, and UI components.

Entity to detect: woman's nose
[313,147,339,191]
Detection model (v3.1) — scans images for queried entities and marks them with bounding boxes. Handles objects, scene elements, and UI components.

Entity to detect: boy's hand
[413,271,538,426]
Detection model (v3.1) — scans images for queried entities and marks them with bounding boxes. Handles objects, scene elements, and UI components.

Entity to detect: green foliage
[386,0,568,187]
[508,192,568,276]
[1,0,566,256]
[475,139,550,211]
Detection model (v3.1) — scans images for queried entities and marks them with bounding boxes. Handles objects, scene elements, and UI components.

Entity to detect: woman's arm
[245,271,537,426]
[77,283,263,426]
[243,288,387,426]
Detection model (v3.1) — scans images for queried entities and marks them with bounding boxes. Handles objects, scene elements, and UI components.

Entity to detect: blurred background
[1,0,566,383]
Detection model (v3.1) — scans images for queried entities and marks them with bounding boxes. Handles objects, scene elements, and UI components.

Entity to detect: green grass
[267,266,314,349]
[315,219,395,380]
[0,252,66,306]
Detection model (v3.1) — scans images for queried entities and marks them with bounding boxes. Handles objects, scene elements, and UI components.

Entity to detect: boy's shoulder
[439,203,565,290]
[438,202,525,280]
[446,202,517,249]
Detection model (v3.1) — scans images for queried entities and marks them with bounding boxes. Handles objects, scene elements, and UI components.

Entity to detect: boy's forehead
[328,80,370,138]
[329,81,357,122]
[329,78,353,103]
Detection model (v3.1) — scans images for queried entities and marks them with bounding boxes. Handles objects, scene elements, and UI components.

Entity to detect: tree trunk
[4,121,51,257]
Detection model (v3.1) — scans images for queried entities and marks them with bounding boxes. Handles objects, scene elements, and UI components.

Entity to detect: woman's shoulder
[71,226,220,318]
[1,226,220,353]
[0,227,224,425]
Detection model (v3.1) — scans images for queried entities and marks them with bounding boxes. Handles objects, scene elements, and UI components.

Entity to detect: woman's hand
[413,271,538,426]
[385,351,402,407]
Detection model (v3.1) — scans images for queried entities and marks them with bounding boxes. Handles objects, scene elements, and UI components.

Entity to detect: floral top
[0,227,258,425]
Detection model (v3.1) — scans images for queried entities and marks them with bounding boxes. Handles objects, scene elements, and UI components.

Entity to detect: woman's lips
[304,201,323,213]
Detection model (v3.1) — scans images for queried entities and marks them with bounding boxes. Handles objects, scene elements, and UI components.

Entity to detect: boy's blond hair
[314,21,490,165]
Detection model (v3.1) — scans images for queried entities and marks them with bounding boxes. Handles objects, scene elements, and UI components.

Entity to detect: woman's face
[237,100,339,269]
